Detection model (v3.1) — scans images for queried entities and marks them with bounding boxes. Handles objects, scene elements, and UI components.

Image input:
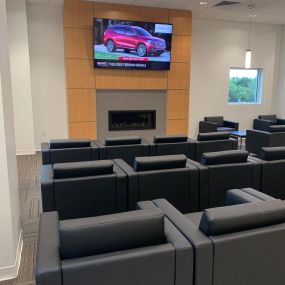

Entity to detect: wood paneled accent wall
[64,0,192,139]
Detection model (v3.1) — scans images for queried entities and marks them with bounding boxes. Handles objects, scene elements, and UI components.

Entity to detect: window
[228,68,263,104]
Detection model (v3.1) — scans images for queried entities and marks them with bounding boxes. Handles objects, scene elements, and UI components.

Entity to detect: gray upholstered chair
[188,150,261,209]
[41,160,127,220]
[146,189,285,285]
[246,129,285,154]
[95,136,150,165]
[36,208,193,285]
[250,146,285,199]
[189,132,238,161]
[199,116,239,133]
[253,114,285,132]
[41,139,99,165]
[147,135,195,158]
[114,154,200,213]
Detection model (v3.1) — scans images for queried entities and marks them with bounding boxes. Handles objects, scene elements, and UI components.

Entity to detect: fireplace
[109,110,156,131]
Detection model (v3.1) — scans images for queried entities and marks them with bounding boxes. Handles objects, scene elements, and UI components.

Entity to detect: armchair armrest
[224,120,239,130]
[253,119,274,132]
[153,199,212,285]
[41,165,55,212]
[113,159,139,210]
[36,212,62,285]
[246,129,271,154]
[277,119,285,125]
[41,142,51,165]
[199,121,217,133]
[90,140,100,160]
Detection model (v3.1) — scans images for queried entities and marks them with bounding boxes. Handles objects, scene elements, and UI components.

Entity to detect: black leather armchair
[95,136,150,165]
[199,116,239,133]
[41,160,127,220]
[250,147,285,199]
[189,132,238,161]
[36,208,193,285]
[246,129,285,154]
[151,189,285,285]
[253,114,285,132]
[147,134,195,158]
[188,150,261,209]
[114,154,200,213]
[41,139,99,165]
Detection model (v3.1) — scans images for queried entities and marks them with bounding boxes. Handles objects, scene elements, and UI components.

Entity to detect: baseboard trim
[16,149,36,156]
[0,230,23,282]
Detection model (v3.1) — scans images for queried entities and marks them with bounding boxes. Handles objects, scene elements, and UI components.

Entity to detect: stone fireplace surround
[96,90,166,140]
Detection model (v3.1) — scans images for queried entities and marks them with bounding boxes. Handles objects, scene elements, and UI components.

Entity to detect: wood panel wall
[64,0,192,138]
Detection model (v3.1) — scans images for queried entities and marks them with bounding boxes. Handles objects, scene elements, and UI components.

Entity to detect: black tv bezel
[93,17,173,71]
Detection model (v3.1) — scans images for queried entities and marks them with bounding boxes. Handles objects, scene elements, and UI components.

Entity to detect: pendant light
[245,3,255,69]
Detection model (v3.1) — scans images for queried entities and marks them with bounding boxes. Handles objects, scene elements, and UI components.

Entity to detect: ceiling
[27,0,285,25]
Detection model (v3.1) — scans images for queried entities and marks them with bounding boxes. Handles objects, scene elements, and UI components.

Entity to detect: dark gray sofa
[41,139,99,165]
[95,136,150,165]
[250,147,285,199]
[246,129,285,154]
[148,135,195,157]
[190,132,238,161]
[253,114,285,132]
[114,154,200,213]
[41,160,127,220]
[199,116,239,133]
[148,189,285,285]
[188,150,261,209]
[36,208,193,285]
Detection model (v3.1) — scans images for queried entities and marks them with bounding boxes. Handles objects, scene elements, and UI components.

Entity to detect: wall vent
[215,1,240,7]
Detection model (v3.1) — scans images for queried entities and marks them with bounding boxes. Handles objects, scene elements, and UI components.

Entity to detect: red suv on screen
[103,24,166,57]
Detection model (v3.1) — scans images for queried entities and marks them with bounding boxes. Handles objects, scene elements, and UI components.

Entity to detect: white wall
[189,19,281,137]
[7,0,35,155]
[0,0,22,280]
[27,4,68,149]
[274,25,285,118]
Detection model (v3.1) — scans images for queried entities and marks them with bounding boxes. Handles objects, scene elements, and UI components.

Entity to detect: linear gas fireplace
[109,110,156,131]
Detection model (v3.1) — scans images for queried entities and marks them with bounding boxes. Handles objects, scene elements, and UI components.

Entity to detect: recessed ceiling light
[200,1,208,5]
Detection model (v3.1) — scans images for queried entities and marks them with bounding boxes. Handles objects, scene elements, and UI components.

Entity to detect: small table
[229,130,247,149]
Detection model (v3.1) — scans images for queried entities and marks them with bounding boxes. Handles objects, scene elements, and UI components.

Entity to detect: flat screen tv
[94,18,173,70]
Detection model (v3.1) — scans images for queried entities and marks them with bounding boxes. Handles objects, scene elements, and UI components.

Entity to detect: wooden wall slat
[168,62,190,90]
[64,0,94,28]
[167,119,188,135]
[65,28,93,59]
[167,90,189,120]
[171,35,191,63]
[169,10,192,36]
[66,59,95,89]
[95,69,168,90]
[69,122,97,139]
[93,2,169,23]
[68,89,96,122]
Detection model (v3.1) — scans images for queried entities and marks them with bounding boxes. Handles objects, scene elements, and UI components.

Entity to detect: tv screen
[94,18,173,70]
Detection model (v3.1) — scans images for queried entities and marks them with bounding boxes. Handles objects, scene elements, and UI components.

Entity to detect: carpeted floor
[0,153,41,285]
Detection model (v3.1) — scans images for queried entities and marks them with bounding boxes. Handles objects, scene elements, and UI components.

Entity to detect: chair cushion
[200,150,248,166]
[53,160,114,179]
[259,114,277,123]
[154,135,188,144]
[197,132,230,142]
[260,146,285,161]
[59,208,166,259]
[50,139,90,149]
[205,116,224,127]
[134,155,187,171]
[268,125,285,133]
[217,127,236,132]
[105,136,142,146]
[199,200,285,236]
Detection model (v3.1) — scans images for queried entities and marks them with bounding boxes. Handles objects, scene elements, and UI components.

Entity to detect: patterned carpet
[0,154,41,285]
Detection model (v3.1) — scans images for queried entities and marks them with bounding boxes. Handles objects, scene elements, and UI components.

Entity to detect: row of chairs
[41,146,285,220]
[36,188,285,285]
[41,133,238,165]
